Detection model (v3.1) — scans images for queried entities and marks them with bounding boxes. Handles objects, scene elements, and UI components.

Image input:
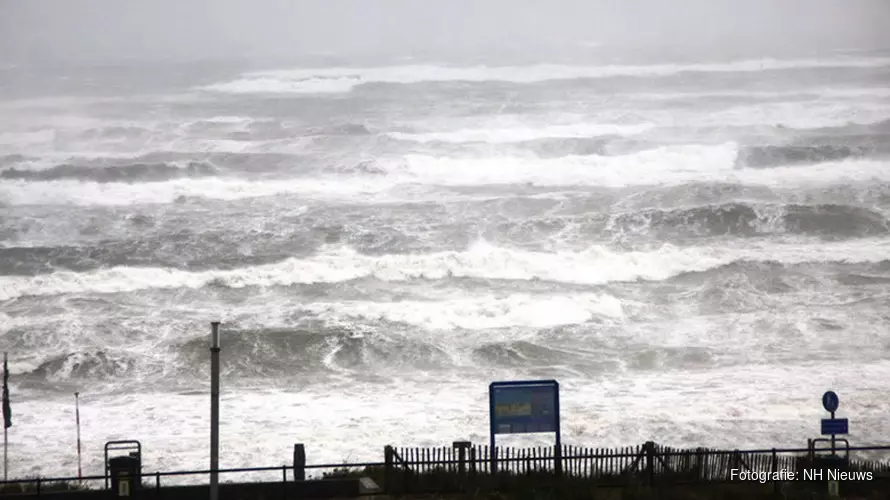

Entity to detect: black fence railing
[1,442,889,497]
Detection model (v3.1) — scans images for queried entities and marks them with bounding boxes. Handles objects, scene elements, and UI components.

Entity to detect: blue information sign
[822,391,839,413]
[489,381,559,435]
[488,380,561,473]
[821,418,848,435]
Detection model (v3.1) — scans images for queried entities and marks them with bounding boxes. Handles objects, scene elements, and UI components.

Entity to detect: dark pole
[488,385,496,474]
[75,392,82,479]
[210,322,221,500]
[830,410,836,456]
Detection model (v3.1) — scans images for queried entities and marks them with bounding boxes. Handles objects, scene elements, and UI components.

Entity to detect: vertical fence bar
[282,465,287,500]
[468,446,474,476]
[645,442,655,486]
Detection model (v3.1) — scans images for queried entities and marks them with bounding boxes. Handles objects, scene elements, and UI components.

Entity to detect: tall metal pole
[75,392,82,479]
[210,322,221,500]
[830,410,836,456]
[4,352,8,482]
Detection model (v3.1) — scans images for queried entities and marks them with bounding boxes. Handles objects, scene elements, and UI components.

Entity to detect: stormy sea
[1,48,890,478]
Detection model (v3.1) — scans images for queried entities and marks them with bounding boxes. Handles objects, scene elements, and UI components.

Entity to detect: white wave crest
[0,176,394,206]
[305,292,625,330]
[3,146,888,206]
[394,144,737,187]
[2,239,889,301]
[200,56,890,94]
[201,76,362,94]
[388,122,655,143]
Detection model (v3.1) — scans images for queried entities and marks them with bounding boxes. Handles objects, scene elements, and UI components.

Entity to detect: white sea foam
[388,122,655,143]
[12,360,890,479]
[2,238,889,302]
[389,102,890,147]
[0,176,394,206]
[693,102,890,129]
[0,156,890,206]
[200,56,890,94]
[305,292,626,331]
[5,143,888,206]
[202,76,362,94]
[627,87,890,101]
[393,149,890,189]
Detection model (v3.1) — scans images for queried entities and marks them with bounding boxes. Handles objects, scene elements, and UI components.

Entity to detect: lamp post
[210,322,221,500]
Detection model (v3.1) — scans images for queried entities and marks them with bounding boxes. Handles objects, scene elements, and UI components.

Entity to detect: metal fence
[2,442,889,497]
[385,442,890,483]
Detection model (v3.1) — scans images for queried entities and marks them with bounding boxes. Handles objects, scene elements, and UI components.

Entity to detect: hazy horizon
[2,0,889,66]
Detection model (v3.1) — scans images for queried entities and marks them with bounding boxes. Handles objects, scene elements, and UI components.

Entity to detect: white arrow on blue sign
[822,391,839,413]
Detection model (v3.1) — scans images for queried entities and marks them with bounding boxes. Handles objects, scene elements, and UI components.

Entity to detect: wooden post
[469,446,477,476]
[293,444,306,481]
[645,441,655,486]
[453,441,470,476]
[384,446,393,494]
[555,444,563,477]
[771,448,779,494]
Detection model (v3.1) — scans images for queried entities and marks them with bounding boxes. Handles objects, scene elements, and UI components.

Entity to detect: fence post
[282,465,288,500]
[384,446,393,494]
[453,441,470,476]
[155,472,160,496]
[645,441,655,486]
[555,444,563,477]
[771,448,778,494]
[293,444,306,482]
[694,447,703,480]
[469,446,477,476]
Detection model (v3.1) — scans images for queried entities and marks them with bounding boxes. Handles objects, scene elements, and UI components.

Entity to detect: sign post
[489,380,561,475]
[819,390,847,499]
[819,390,847,456]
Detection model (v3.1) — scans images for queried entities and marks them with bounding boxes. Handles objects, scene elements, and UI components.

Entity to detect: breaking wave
[387,123,653,144]
[174,325,452,376]
[2,239,890,301]
[0,161,218,183]
[606,202,889,239]
[200,56,890,94]
[3,200,885,276]
[736,144,884,168]
[28,351,137,382]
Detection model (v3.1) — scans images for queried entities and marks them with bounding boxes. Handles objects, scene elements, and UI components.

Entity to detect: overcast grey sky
[1,0,889,64]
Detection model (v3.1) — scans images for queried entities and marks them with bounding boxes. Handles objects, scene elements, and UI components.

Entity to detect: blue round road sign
[822,391,839,412]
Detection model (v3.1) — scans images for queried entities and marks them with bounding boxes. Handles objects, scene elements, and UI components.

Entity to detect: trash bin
[109,454,141,497]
